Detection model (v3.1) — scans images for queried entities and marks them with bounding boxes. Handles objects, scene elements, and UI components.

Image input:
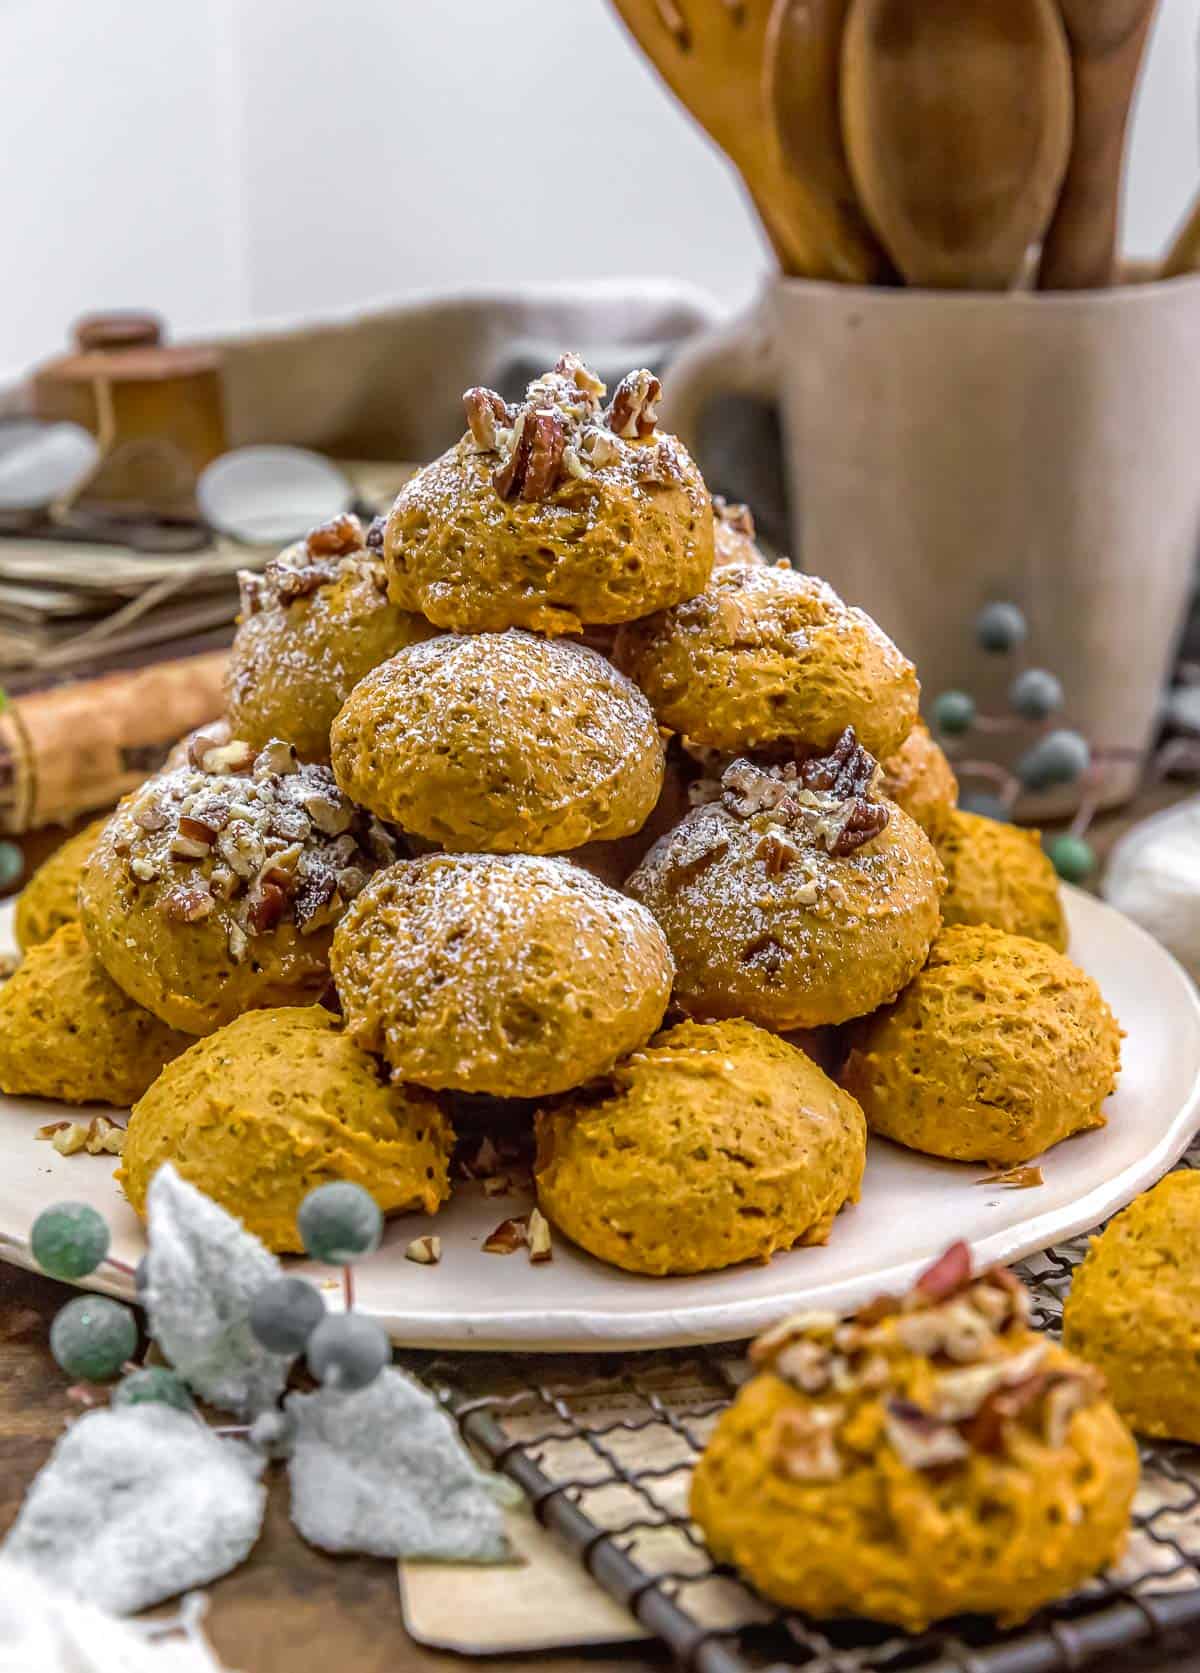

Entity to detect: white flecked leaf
[2,1405,266,1616]
[143,1165,290,1418]
[287,1367,517,1562]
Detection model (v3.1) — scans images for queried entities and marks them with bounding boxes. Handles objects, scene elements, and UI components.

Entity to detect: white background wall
[1,0,1198,382]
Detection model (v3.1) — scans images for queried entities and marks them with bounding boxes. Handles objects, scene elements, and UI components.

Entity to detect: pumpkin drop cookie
[691,1247,1137,1630]
[534,1018,866,1276]
[0,923,189,1106]
[330,630,664,853]
[625,736,943,1029]
[384,355,713,634]
[118,1006,452,1253]
[331,853,673,1097]
[15,816,109,951]
[879,718,958,838]
[78,736,402,1035]
[841,924,1120,1165]
[225,514,432,761]
[1063,1172,1200,1442]
[936,807,1066,950]
[614,561,918,760]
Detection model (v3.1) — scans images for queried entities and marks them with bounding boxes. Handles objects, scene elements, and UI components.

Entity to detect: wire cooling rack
[420,1148,1200,1673]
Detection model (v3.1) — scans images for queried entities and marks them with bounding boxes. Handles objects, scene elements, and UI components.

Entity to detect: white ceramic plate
[1,888,1197,1352]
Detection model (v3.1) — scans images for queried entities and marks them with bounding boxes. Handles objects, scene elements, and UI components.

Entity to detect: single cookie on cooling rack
[1064,1171,1200,1443]
[118,1006,451,1253]
[225,513,433,762]
[936,807,1067,950]
[613,560,919,760]
[330,630,664,853]
[383,355,713,635]
[625,738,943,1030]
[879,718,958,839]
[78,736,403,1035]
[691,1245,1138,1631]
[331,853,674,1098]
[15,816,109,951]
[841,924,1120,1165]
[0,923,189,1106]
[534,1017,865,1276]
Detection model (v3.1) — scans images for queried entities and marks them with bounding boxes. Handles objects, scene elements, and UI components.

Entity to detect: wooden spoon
[1039,1,1158,290]
[607,0,878,281]
[1161,190,1200,281]
[841,0,1074,289]
[763,0,890,284]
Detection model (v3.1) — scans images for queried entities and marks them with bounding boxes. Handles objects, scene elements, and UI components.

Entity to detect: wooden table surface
[0,789,1192,1673]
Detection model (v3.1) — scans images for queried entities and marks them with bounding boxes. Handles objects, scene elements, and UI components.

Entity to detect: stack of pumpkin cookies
[1,353,1119,1271]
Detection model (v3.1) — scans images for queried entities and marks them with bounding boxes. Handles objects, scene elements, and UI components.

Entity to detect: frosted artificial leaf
[2,1405,265,1616]
[287,1367,518,1562]
[142,1165,290,1418]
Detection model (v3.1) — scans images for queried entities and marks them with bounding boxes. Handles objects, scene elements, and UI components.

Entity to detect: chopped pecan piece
[823,795,890,858]
[756,830,800,877]
[798,728,878,800]
[980,1164,1045,1190]
[255,739,299,778]
[161,881,215,923]
[170,828,215,861]
[772,1407,843,1482]
[266,557,339,604]
[50,1123,88,1156]
[494,408,567,502]
[883,1399,969,1471]
[962,1371,1053,1455]
[932,1344,1048,1423]
[365,514,387,550]
[246,879,288,934]
[607,369,661,439]
[85,1115,124,1156]
[579,427,620,469]
[713,495,755,538]
[482,1217,528,1255]
[237,571,267,618]
[132,799,169,833]
[293,868,340,934]
[463,386,513,452]
[196,738,257,777]
[527,1207,553,1264]
[302,789,352,836]
[405,1235,442,1266]
[721,758,790,818]
[915,1240,973,1302]
[176,813,221,849]
[306,512,362,558]
[773,1338,834,1394]
[554,353,606,400]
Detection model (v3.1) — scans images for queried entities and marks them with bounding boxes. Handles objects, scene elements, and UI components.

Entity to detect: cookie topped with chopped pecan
[383,353,713,635]
[78,733,403,1036]
[690,1243,1138,1632]
[226,513,433,762]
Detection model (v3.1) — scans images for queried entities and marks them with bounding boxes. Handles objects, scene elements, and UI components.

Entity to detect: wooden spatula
[841,0,1074,289]
[608,0,879,281]
[1038,0,1158,290]
[764,0,890,284]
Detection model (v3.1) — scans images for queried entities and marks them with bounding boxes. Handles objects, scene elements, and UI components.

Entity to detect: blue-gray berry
[297,1183,383,1266]
[975,602,1027,654]
[112,1366,193,1411]
[31,1202,110,1281]
[1009,668,1064,720]
[306,1313,390,1392]
[249,1276,326,1356]
[50,1295,138,1382]
[932,690,976,737]
[1046,833,1096,884]
[1016,729,1091,792]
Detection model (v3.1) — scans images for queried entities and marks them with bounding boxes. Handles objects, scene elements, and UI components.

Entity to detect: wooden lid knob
[73,312,164,353]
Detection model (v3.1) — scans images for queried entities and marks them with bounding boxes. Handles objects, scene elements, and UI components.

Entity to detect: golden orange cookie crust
[79,738,403,1035]
[936,807,1067,950]
[534,1017,866,1276]
[384,356,713,635]
[226,514,433,761]
[879,719,958,838]
[692,1251,1137,1631]
[118,1006,451,1253]
[842,924,1121,1165]
[626,745,943,1030]
[0,923,189,1107]
[331,852,674,1098]
[614,561,919,760]
[330,630,664,853]
[14,816,109,952]
[1064,1171,1200,1443]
